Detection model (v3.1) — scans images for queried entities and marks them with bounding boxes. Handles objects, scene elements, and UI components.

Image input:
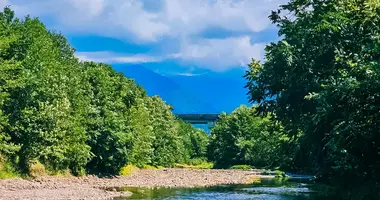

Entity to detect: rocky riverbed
[0,168,271,200]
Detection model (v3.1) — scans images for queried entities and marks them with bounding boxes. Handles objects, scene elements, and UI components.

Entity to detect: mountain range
[113,64,250,114]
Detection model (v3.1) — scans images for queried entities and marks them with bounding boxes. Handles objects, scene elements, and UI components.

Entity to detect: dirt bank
[0,168,269,200]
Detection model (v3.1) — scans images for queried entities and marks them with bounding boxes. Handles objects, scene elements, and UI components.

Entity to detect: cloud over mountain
[6,0,285,71]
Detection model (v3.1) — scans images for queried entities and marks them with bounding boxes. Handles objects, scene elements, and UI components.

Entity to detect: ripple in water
[113,178,333,200]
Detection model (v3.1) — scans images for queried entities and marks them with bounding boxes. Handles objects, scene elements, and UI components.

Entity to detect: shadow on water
[112,178,337,200]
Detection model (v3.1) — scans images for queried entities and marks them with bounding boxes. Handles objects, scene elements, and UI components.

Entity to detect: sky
[1,0,286,77]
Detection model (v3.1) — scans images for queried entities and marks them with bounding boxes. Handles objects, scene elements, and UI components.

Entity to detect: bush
[231,165,252,170]
[208,106,289,169]
[28,161,46,178]
[274,170,287,178]
[120,165,138,176]
[141,165,156,169]
[54,169,73,177]
[0,155,18,179]
[175,161,214,169]
[195,162,214,169]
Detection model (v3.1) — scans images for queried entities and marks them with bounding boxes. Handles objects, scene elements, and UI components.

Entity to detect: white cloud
[173,36,266,71]
[174,72,205,77]
[76,36,265,70]
[76,51,163,64]
[9,0,285,41]
[6,0,286,71]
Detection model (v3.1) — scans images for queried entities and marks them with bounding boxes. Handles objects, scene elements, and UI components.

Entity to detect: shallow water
[113,178,335,200]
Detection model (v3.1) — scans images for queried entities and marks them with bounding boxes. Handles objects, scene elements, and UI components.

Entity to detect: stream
[113,178,334,200]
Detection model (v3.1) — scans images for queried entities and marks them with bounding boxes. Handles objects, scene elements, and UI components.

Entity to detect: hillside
[113,64,218,114]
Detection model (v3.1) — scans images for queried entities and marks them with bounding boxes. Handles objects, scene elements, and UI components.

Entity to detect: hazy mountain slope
[169,73,250,113]
[113,64,218,114]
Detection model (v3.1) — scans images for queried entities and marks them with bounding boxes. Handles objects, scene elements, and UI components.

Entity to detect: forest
[0,7,209,176]
[0,0,379,199]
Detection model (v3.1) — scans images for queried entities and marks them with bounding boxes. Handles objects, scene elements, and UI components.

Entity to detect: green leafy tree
[0,8,91,174]
[127,99,154,167]
[84,62,144,174]
[0,7,21,159]
[208,105,288,168]
[0,7,215,177]
[245,0,380,197]
[177,120,209,162]
[147,96,184,167]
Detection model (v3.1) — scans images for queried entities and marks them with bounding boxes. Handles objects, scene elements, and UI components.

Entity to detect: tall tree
[147,96,184,167]
[245,0,380,197]
[0,8,91,174]
[208,105,288,168]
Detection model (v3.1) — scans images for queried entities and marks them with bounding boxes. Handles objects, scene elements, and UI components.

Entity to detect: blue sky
[2,0,285,77]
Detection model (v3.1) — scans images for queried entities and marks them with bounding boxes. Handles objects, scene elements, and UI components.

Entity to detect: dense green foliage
[245,0,380,198]
[208,105,289,169]
[0,7,209,176]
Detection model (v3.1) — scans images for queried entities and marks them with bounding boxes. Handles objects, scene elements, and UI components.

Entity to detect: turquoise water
[113,178,334,200]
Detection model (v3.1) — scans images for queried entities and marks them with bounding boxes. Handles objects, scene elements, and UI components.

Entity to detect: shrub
[120,165,138,176]
[188,158,207,166]
[230,165,252,170]
[0,155,18,179]
[28,161,46,178]
[196,162,214,169]
[274,170,287,178]
[175,161,214,169]
[54,169,72,177]
[141,165,156,169]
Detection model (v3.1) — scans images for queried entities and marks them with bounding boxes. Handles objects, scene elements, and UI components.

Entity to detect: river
[113,178,335,200]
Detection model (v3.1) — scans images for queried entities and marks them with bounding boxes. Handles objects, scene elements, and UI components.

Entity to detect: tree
[245,0,380,197]
[177,119,209,162]
[0,7,21,159]
[147,96,184,167]
[208,105,288,168]
[84,62,145,174]
[127,98,154,167]
[0,6,215,177]
[0,8,91,174]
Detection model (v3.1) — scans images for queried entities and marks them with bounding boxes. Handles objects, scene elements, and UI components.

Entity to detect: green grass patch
[230,165,252,170]
[52,169,73,177]
[175,160,214,169]
[274,170,287,178]
[28,161,46,178]
[140,165,156,169]
[0,155,19,179]
[120,165,138,176]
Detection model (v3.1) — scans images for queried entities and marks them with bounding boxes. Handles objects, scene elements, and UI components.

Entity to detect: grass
[274,170,287,178]
[175,160,214,169]
[141,165,157,169]
[28,161,46,178]
[0,155,20,179]
[230,165,252,170]
[120,164,138,176]
[54,169,73,177]
[0,160,19,179]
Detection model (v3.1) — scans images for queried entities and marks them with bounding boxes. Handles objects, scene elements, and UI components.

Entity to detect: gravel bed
[0,168,268,200]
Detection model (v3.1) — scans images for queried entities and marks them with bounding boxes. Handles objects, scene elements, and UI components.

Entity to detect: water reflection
[113,178,334,200]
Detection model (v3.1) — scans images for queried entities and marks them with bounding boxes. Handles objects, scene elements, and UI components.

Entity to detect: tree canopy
[0,7,209,176]
[208,105,289,169]
[245,0,380,198]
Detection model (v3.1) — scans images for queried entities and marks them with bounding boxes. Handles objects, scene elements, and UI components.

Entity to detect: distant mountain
[169,72,250,114]
[112,64,250,114]
[113,64,218,114]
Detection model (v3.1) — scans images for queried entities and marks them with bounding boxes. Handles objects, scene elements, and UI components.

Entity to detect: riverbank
[0,168,272,200]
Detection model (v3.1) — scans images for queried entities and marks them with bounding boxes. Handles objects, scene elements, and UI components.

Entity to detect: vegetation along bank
[1,0,380,199]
